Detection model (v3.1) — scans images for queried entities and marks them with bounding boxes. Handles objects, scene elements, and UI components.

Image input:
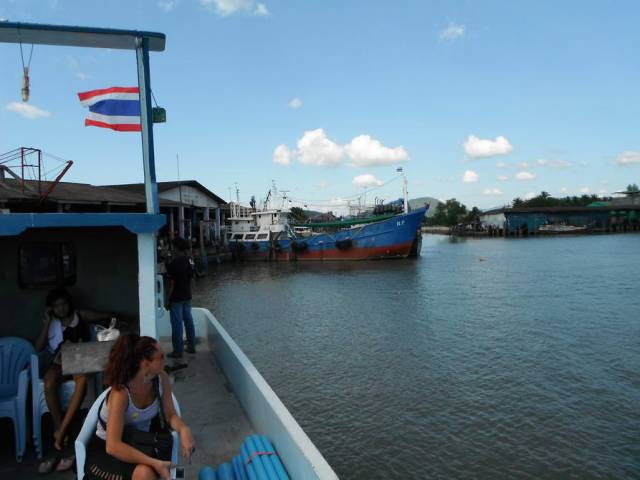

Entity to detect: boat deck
[0,342,253,480]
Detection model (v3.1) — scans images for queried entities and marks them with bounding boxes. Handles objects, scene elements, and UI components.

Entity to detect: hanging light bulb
[21,67,30,102]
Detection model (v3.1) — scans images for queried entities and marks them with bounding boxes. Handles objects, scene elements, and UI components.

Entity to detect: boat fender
[274,243,282,251]
[251,242,260,251]
[335,238,353,250]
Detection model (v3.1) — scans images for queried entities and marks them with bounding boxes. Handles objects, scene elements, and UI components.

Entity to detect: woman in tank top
[85,335,195,480]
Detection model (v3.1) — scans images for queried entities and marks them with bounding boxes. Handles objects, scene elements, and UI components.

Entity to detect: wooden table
[61,340,115,376]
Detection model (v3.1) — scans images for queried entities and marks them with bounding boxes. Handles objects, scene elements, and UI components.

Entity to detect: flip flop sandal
[55,455,75,472]
[38,455,60,474]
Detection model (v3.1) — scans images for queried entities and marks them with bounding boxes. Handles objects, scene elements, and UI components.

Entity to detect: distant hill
[409,197,441,217]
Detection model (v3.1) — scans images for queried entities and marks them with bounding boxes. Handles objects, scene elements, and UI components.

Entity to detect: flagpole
[136,36,159,215]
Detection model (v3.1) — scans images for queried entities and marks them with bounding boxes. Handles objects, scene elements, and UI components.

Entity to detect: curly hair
[104,334,158,389]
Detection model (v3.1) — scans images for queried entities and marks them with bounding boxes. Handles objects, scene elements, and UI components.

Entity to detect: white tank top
[96,381,163,441]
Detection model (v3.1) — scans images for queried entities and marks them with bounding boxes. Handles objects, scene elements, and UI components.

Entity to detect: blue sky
[1,0,639,211]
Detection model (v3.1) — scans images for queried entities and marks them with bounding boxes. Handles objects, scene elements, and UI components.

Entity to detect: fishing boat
[227,178,428,261]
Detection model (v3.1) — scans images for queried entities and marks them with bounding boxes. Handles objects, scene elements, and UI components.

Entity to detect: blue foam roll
[250,435,279,480]
[217,463,234,480]
[260,436,290,480]
[233,455,247,480]
[198,466,217,480]
[240,443,259,480]
[243,436,269,480]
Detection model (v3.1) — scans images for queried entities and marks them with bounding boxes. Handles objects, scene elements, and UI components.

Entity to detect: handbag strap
[152,376,169,431]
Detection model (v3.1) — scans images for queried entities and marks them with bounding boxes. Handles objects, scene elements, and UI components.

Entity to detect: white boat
[537,223,589,233]
[0,21,337,480]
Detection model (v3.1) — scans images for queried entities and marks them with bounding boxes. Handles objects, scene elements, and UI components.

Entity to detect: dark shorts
[85,435,136,480]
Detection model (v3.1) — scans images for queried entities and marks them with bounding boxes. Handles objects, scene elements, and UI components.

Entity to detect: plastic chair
[0,337,35,462]
[75,387,182,480]
[30,353,78,458]
[31,325,102,458]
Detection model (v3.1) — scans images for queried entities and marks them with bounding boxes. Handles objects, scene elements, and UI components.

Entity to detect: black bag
[98,377,173,461]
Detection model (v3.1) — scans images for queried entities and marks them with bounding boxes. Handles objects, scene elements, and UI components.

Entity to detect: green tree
[432,198,468,226]
[289,207,308,223]
[626,183,639,193]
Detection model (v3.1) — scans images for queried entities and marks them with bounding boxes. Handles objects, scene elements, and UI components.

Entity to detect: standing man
[165,237,196,359]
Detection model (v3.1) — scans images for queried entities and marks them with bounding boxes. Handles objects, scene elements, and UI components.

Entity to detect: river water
[193,234,640,479]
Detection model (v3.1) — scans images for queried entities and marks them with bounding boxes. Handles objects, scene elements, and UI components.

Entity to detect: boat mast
[398,167,408,214]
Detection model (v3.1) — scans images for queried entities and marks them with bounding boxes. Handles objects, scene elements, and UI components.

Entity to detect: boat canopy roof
[0,21,165,51]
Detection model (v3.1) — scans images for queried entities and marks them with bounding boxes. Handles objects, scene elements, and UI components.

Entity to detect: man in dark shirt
[165,237,196,358]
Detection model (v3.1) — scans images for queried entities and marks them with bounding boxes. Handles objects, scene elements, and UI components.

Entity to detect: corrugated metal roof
[0,179,181,206]
[104,181,227,205]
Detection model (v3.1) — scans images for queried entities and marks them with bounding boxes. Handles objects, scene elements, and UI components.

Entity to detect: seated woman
[85,335,195,480]
[34,288,115,473]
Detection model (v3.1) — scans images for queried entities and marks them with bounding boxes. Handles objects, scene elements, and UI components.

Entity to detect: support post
[137,233,158,338]
[136,36,160,340]
[178,206,185,238]
[215,207,221,241]
[168,209,175,240]
[203,207,210,243]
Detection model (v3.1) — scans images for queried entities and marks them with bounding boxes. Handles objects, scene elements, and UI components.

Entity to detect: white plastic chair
[75,387,182,480]
[30,353,77,459]
[0,337,35,462]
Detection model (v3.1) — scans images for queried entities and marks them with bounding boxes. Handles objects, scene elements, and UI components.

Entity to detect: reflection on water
[194,234,640,479]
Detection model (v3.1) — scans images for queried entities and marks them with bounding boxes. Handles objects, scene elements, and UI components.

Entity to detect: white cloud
[598,188,607,194]
[254,3,269,15]
[483,188,502,196]
[497,175,509,181]
[614,151,640,165]
[316,180,329,189]
[518,161,531,169]
[534,158,571,169]
[463,135,513,158]
[496,161,507,168]
[440,23,465,41]
[288,97,302,109]
[272,144,292,166]
[158,0,179,11]
[462,170,478,183]
[200,0,269,16]
[524,192,537,200]
[515,171,536,181]
[76,72,90,81]
[6,102,51,119]
[277,130,408,168]
[296,128,344,167]
[580,187,590,194]
[559,187,568,194]
[345,134,408,167]
[352,174,383,188]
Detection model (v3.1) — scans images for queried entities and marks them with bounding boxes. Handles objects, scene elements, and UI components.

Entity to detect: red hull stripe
[295,241,415,260]
[85,119,141,132]
[78,87,140,102]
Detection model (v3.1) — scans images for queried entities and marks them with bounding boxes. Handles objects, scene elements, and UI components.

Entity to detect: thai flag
[77,87,141,132]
